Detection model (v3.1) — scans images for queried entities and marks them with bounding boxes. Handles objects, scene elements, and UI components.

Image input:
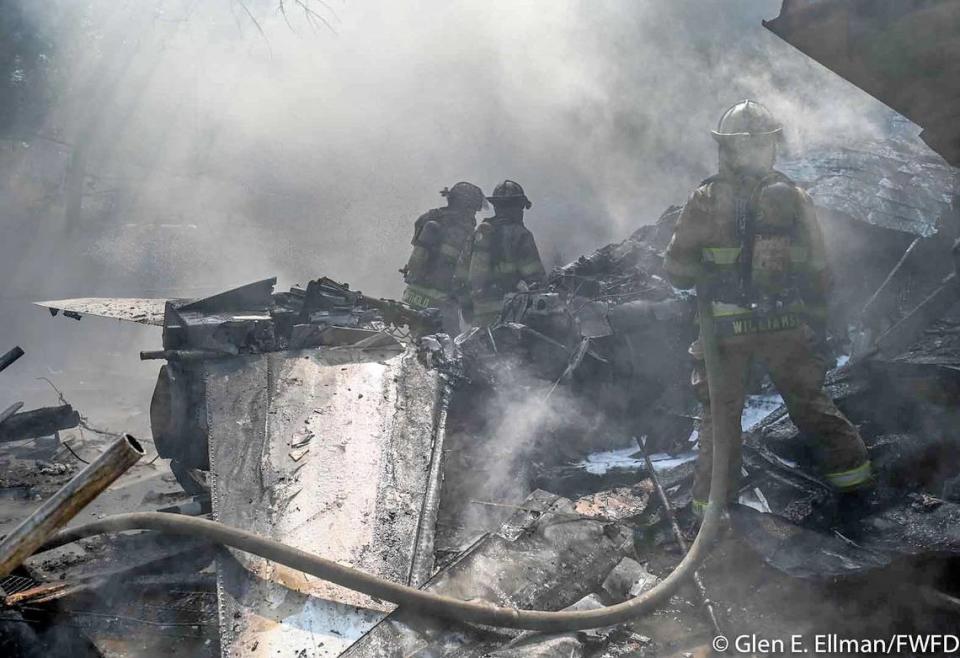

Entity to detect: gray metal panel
[205,343,445,657]
[34,297,176,325]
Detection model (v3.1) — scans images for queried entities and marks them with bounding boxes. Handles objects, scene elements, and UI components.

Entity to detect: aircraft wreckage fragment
[209,341,450,656]
[31,276,454,657]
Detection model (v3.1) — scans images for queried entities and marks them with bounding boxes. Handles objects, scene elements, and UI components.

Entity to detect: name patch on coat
[716,312,802,337]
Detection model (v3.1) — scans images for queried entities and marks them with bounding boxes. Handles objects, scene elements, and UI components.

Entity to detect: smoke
[443,355,613,537]
[0,0,892,416]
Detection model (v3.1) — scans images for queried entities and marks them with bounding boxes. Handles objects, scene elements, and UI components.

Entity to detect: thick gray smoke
[0,0,890,420]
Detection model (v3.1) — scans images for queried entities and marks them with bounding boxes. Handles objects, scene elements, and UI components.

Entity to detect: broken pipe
[0,434,144,576]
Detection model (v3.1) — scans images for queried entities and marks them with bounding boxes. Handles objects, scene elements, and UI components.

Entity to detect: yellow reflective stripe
[712,301,819,318]
[692,499,708,518]
[711,302,752,317]
[702,247,741,264]
[824,461,873,490]
[406,283,447,299]
[470,260,491,273]
[704,246,811,265]
[518,260,543,276]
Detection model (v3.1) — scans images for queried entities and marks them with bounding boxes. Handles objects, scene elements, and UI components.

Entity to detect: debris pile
[435,119,960,655]
[4,122,960,656]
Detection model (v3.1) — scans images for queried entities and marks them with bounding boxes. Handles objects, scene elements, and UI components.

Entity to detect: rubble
[341,490,633,657]
[2,533,216,608]
[0,403,23,425]
[573,485,652,523]
[35,462,71,476]
[729,505,891,579]
[600,558,660,603]
[0,435,144,577]
[487,634,584,658]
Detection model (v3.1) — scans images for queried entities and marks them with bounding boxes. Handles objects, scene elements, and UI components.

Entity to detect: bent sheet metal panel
[205,343,445,657]
[34,297,176,325]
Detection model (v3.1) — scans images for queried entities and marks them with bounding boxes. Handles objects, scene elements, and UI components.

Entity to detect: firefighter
[401,182,485,335]
[663,100,872,517]
[459,180,546,326]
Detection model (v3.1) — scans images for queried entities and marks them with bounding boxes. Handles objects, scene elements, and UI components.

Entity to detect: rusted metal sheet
[34,297,179,325]
[205,341,446,658]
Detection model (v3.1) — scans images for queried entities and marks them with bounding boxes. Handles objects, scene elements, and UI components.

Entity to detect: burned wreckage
[5,2,960,657]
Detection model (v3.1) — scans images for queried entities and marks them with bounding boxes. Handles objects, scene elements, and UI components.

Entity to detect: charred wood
[0,405,81,443]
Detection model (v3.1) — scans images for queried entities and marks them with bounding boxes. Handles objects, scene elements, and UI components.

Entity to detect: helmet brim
[486,196,532,210]
[711,127,783,141]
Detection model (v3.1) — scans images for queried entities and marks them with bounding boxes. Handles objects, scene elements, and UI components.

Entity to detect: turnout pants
[690,324,871,509]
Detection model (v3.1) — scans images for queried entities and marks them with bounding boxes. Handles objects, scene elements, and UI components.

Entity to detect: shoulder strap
[414,207,442,230]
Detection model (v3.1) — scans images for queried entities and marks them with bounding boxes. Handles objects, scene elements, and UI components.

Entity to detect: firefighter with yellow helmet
[664,100,873,517]
[401,182,486,334]
[457,180,546,326]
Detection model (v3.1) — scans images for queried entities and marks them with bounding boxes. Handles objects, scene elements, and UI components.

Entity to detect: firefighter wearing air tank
[663,100,872,516]
[401,182,486,334]
[459,180,546,326]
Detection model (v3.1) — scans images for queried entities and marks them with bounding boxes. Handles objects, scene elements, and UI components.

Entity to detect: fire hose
[27,288,730,633]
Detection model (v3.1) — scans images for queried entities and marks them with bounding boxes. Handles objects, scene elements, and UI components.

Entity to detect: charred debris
[3,120,960,656]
